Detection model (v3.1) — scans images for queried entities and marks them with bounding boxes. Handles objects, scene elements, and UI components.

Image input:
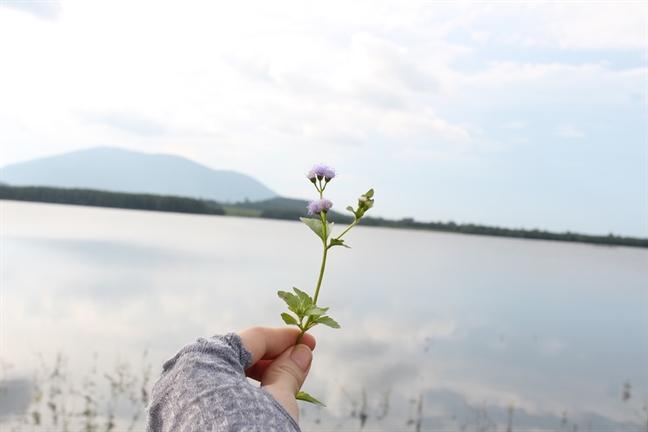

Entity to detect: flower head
[307,198,333,215]
[306,164,336,182]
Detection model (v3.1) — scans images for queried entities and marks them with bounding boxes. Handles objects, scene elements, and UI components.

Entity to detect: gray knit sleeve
[146,333,301,432]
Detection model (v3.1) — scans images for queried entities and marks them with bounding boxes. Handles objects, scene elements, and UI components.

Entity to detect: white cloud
[457,2,646,51]
[471,30,492,45]
[0,0,644,235]
[79,111,168,137]
[542,2,646,51]
[452,62,646,108]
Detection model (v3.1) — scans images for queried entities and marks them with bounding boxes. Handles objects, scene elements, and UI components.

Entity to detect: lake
[1,200,645,431]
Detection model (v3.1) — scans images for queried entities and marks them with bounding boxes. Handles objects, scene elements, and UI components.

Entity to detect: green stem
[298,211,329,345]
[313,212,328,304]
[332,218,359,243]
[297,187,331,346]
[313,247,328,304]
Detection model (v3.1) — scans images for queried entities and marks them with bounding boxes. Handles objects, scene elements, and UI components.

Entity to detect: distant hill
[0,147,277,203]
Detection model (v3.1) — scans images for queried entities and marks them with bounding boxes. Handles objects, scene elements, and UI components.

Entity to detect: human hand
[238,327,316,422]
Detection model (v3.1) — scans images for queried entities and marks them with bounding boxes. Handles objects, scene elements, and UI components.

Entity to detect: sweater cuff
[219,332,254,371]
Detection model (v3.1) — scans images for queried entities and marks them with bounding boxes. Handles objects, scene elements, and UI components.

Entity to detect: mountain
[0,147,277,202]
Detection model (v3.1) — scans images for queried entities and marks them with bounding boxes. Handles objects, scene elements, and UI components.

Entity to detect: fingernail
[290,344,312,372]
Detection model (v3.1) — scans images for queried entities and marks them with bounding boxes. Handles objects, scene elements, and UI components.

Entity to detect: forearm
[146,333,300,432]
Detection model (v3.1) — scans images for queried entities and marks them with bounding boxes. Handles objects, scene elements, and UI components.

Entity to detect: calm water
[1,201,646,431]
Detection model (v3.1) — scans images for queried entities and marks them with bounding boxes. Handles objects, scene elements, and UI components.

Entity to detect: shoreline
[1,185,645,248]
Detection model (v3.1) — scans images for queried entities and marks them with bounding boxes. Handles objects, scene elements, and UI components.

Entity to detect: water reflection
[1,201,645,430]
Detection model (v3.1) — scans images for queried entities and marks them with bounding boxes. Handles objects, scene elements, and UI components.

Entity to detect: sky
[0,1,646,237]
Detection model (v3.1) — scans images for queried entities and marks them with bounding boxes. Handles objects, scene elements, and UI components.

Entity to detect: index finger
[238,327,316,366]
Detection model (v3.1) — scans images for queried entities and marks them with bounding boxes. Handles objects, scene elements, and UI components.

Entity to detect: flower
[306,164,336,181]
[307,198,333,214]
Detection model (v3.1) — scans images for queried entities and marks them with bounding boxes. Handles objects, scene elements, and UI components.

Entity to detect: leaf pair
[277,287,340,331]
[278,287,317,316]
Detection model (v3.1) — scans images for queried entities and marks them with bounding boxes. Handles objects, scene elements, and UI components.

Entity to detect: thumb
[260,344,313,421]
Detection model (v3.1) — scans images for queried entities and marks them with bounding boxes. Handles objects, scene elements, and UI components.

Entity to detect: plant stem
[296,183,332,347]
[313,247,328,304]
[313,212,328,304]
[296,211,329,346]
[333,218,359,243]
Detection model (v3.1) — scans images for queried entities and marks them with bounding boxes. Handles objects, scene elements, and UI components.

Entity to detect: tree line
[354,217,648,248]
[0,185,225,215]
[2,184,645,248]
[254,205,647,248]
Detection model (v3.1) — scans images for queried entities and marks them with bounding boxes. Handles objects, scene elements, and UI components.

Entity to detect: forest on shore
[1,184,645,248]
[0,184,225,215]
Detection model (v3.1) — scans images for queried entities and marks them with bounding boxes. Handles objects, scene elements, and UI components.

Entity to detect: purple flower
[307,198,333,214]
[306,164,336,181]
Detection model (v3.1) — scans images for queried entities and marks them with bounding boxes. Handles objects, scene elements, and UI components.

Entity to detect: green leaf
[329,238,350,249]
[300,217,325,241]
[364,188,374,199]
[281,312,299,326]
[296,391,326,407]
[346,205,355,213]
[316,316,341,329]
[292,287,313,306]
[277,291,300,313]
[304,305,328,317]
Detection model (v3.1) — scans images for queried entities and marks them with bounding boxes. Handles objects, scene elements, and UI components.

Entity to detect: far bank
[1,184,645,248]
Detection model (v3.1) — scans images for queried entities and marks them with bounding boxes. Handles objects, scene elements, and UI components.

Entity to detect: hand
[238,327,316,422]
